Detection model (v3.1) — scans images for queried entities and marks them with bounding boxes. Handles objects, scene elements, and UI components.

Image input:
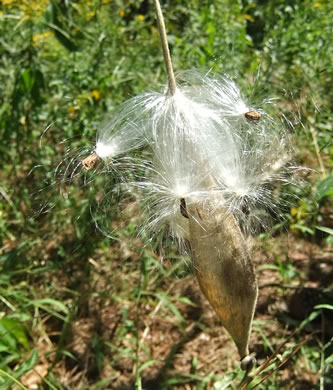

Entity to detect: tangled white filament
[93,70,292,245]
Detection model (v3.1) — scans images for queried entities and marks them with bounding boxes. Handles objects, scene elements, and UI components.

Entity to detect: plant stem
[153,0,177,95]
[309,124,326,178]
[0,369,29,390]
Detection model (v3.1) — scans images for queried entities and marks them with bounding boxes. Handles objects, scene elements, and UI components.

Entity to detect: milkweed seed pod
[186,197,258,363]
[88,70,293,366]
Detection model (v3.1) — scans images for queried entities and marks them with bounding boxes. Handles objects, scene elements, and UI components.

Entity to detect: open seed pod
[186,196,258,367]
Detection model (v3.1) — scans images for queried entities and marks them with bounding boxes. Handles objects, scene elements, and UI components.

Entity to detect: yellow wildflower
[2,0,16,5]
[290,207,298,216]
[86,11,95,20]
[137,14,145,21]
[290,224,296,232]
[119,10,125,17]
[91,90,101,100]
[244,14,254,22]
[18,0,50,19]
[32,31,54,45]
[68,106,78,117]
[314,2,321,7]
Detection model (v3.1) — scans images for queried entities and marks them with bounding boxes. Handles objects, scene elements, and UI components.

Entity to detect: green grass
[0,0,333,389]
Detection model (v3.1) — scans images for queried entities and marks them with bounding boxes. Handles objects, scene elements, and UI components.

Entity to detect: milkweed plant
[79,0,297,373]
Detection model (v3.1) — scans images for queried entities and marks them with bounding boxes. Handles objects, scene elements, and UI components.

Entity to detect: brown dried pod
[187,197,258,361]
[245,110,261,122]
[82,152,99,170]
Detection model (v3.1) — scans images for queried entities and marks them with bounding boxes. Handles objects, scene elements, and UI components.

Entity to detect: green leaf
[138,359,157,374]
[7,313,31,323]
[314,304,333,311]
[0,249,19,265]
[0,350,38,389]
[300,310,320,329]
[0,318,29,350]
[177,296,197,307]
[0,342,10,353]
[0,319,18,351]
[29,298,69,314]
[155,293,185,325]
[292,223,315,235]
[315,226,333,235]
[316,175,333,200]
[21,69,35,93]
[325,354,333,365]
[0,369,29,390]
[0,353,19,369]
[13,349,39,378]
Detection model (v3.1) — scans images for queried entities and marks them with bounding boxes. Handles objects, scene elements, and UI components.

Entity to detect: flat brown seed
[82,152,99,170]
[245,110,261,121]
[180,198,189,219]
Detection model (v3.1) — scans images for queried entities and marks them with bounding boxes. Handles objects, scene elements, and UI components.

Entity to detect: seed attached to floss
[81,152,99,170]
[245,110,261,122]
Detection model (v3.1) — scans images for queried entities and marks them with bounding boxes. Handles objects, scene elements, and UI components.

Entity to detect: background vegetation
[0,0,332,389]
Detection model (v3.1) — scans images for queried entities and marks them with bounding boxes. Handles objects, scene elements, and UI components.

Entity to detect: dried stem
[153,0,177,95]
